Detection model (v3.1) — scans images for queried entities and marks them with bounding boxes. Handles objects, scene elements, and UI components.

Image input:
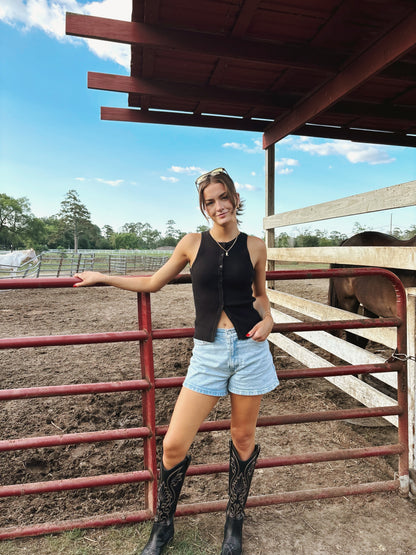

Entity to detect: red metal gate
[0,268,409,539]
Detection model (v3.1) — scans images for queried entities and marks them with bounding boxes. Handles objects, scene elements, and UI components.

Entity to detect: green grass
[0,522,219,555]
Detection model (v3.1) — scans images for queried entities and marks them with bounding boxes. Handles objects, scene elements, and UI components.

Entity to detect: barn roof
[66,0,416,148]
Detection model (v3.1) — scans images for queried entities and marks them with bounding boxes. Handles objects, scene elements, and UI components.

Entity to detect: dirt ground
[1,277,416,554]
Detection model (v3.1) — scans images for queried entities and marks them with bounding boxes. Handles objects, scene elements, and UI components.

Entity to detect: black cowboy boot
[141,454,191,555]
[221,440,260,555]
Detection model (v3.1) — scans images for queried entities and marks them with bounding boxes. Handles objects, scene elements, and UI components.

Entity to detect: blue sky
[1,0,415,239]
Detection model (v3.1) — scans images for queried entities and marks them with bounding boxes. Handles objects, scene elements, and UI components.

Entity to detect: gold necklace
[211,232,240,256]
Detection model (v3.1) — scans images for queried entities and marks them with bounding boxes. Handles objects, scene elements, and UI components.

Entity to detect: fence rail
[0,252,170,279]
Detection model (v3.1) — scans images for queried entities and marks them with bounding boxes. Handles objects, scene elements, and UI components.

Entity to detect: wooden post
[406,288,416,490]
[265,144,276,355]
[265,144,275,260]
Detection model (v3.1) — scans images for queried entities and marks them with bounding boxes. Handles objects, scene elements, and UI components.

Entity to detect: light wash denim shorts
[183,328,279,397]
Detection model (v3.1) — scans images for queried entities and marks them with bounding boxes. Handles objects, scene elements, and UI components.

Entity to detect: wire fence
[0,251,172,279]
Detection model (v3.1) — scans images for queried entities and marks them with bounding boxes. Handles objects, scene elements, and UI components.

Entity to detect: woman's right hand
[73,271,107,287]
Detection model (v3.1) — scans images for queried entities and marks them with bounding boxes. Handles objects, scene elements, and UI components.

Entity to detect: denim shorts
[183,328,279,397]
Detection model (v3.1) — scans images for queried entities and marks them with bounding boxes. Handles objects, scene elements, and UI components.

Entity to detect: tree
[121,222,141,235]
[58,190,92,252]
[328,231,347,245]
[295,232,319,247]
[162,219,185,247]
[402,225,416,239]
[112,232,141,250]
[141,224,162,249]
[276,232,291,247]
[0,194,32,249]
[103,225,114,239]
[352,222,369,234]
[23,217,49,251]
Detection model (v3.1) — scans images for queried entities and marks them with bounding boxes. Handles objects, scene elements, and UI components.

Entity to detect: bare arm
[74,234,196,293]
[246,237,274,341]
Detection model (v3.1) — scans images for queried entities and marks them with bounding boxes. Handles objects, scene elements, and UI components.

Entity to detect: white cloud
[76,176,124,186]
[0,0,131,69]
[275,157,299,175]
[235,181,256,191]
[96,177,124,186]
[160,176,179,183]
[291,137,395,165]
[222,139,262,154]
[170,166,204,175]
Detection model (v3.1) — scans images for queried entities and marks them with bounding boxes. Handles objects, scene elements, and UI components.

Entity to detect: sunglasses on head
[195,167,229,189]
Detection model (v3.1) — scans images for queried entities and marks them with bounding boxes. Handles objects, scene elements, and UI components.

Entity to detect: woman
[74,168,279,555]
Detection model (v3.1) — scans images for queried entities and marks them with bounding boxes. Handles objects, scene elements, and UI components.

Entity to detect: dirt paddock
[1,278,416,554]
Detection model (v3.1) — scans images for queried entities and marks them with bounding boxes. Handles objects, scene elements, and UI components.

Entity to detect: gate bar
[0,444,403,499]
[0,379,150,400]
[0,405,401,453]
[177,479,400,518]
[0,319,400,350]
[0,427,151,451]
[0,402,401,455]
[0,360,401,402]
[0,478,399,541]
[0,470,152,498]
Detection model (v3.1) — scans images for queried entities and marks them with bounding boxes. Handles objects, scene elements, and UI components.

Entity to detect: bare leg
[229,393,262,460]
[162,386,219,469]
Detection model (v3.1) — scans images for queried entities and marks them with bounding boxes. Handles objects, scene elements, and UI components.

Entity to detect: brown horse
[328,231,416,348]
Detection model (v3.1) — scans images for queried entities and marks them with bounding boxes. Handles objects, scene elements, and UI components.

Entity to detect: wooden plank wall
[264,179,416,471]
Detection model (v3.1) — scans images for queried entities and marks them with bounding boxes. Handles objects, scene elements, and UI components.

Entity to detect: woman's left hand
[246,315,274,342]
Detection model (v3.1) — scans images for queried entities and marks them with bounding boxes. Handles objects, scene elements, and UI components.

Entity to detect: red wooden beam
[89,72,416,132]
[294,124,416,148]
[263,11,416,148]
[65,12,340,72]
[88,71,294,109]
[100,106,416,146]
[101,107,269,132]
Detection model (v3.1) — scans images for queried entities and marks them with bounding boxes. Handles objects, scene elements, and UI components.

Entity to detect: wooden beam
[88,72,295,108]
[264,180,416,230]
[99,106,416,146]
[331,100,416,123]
[231,0,261,36]
[263,11,416,148]
[293,124,416,148]
[65,12,340,72]
[89,73,416,128]
[101,107,268,132]
[90,73,416,146]
[267,290,396,350]
[267,246,416,271]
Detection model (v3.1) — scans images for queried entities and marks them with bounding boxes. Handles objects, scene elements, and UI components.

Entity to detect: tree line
[1,190,415,253]
[0,190,208,252]
[277,222,416,248]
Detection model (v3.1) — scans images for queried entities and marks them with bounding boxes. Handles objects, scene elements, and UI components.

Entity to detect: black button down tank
[190,231,261,342]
